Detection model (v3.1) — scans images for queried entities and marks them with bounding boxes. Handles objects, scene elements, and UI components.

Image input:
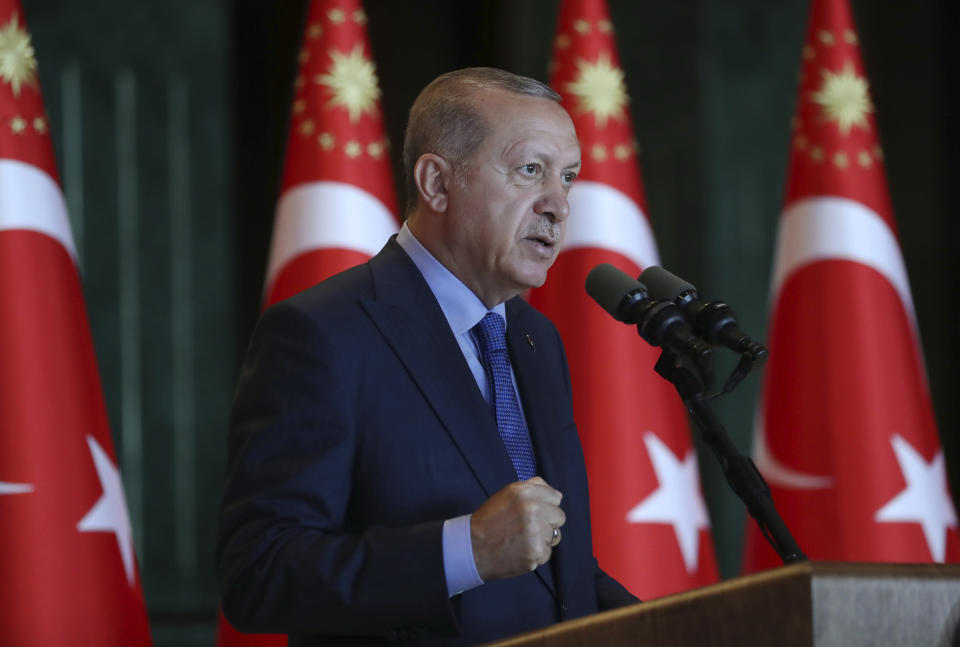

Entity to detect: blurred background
[22,0,958,643]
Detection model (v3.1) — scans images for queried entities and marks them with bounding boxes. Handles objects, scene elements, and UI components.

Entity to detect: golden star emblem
[565,54,629,128]
[318,132,335,151]
[0,12,38,96]
[811,61,872,135]
[315,44,381,123]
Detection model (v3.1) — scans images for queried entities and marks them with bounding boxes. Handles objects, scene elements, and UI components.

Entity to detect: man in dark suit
[218,67,638,646]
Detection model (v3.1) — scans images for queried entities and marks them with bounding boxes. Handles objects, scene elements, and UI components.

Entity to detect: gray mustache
[524,221,561,243]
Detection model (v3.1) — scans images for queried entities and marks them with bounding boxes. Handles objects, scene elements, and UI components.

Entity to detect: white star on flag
[874,434,958,562]
[626,432,711,572]
[76,435,137,586]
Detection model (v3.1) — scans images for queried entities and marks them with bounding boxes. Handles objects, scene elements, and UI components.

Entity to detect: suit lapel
[505,299,567,495]
[361,240,518,499]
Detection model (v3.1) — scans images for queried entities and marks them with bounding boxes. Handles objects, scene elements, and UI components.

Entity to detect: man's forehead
[502,135,581,163]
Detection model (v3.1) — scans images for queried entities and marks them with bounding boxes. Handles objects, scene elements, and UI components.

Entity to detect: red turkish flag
[527,0,718,600]
[742,0,960,571]
[217,1,397,643]
[0,2,152,643]
[261,0,398,308]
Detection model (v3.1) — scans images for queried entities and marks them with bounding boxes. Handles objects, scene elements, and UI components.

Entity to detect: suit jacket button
[561,603,568,616]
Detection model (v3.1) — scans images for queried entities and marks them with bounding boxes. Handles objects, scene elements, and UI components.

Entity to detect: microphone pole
[652,351,806,565]
[586,264,806,565]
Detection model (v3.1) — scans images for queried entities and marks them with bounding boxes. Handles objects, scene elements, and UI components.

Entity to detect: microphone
[585,264,712,368]
[639,266,768,360]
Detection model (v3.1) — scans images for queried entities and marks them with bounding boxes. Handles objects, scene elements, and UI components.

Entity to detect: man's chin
[517,268,550,291]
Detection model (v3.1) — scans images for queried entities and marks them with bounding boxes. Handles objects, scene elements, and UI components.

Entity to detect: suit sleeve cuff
[442,514,484,596]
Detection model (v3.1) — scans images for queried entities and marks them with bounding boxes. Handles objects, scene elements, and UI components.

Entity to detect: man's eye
[521,163,541,175]
[562,171,577,185]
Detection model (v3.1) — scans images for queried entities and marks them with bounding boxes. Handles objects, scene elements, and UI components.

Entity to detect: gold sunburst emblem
[315,44,381,123]
[564,54,629,128]
[811,61,872,135]
[0,12,38,96]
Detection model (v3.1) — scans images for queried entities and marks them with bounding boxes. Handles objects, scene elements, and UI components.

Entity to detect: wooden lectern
[485,562,960,647]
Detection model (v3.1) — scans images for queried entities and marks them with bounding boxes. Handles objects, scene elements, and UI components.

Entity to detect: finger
[547,523,562,547]
[523,476,563,499]
[518,479,563,506]
[551,506,567,528]
[533,503,565,529]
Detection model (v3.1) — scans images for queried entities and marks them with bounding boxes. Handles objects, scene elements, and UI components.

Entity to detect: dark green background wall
[26,1,958,643]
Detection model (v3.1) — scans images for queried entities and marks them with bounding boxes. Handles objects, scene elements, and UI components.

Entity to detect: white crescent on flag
[562,180,659,270]
[0,158,75,258]
[769,196,915,328]
[755,195,917,490]
[264,180,397,296]
[0,481,33,494]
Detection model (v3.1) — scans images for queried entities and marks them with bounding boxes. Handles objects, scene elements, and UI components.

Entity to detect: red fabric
[741,0,960,571]
[260,0,398,309]
[528,0,719,600]
[0,4,58,181]
[278,0,396,212]
[783,0,895,224]
[267,247,370,305]
[0,3,152,642]
[219,1,397,643]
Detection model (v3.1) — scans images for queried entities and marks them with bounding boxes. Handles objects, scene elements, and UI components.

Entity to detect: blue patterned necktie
[472,312,537,481]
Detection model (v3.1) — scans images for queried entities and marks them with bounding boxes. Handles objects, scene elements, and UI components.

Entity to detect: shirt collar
[396,222,506,335]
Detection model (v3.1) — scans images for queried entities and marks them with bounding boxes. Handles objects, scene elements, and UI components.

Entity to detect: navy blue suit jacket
[218,238,636,645]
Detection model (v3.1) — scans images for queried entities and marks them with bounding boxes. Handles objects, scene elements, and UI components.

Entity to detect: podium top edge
[788,560,960,579]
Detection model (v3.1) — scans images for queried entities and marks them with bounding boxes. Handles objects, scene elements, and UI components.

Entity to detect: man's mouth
[526,234,556,249]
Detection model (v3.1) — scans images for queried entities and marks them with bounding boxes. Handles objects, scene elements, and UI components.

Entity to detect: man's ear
[413,153,452,213]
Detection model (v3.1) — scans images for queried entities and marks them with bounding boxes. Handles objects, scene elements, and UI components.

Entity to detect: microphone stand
[653,349,807,565]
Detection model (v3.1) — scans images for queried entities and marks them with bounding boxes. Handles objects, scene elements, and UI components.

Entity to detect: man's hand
[470,476,566,581]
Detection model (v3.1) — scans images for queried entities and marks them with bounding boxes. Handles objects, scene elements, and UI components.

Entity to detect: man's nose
[535,177,570,223]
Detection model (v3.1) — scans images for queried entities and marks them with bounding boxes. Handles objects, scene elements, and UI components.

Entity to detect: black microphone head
[585,263,647,323]
[639,266,698,302]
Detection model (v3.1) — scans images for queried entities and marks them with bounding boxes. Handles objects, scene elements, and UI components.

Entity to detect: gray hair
[401,67,562,213]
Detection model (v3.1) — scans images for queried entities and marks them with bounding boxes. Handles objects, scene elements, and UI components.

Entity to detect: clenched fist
[470,476,566,581]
